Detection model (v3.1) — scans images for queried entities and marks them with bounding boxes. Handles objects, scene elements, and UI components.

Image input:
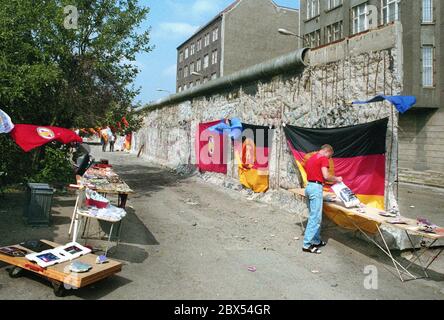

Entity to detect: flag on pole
[0,109,14,134]
[11,124,82,152]
[352,95,416,114]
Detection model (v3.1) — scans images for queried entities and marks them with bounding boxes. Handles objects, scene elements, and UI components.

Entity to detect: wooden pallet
[0,240,122,296]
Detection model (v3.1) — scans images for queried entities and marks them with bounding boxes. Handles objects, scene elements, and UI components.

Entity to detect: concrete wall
[222,0,300,76]
[134,25,403,210]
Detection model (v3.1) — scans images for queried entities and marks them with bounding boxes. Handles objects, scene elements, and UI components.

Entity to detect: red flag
[196,120,227,174]
[11,124,82,152]
[122,117,129,128]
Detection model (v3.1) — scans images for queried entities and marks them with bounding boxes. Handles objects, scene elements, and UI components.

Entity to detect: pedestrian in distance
[303,144,342,254]
[101,134,108,152]
[109,134,115,152]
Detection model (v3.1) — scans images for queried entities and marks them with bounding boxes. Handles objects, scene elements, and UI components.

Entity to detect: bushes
[29,146,75,186]
[0,135,75,189]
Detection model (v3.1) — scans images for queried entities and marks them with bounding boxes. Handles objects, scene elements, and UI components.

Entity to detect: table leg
[404,232,431,278]
[68,194,80,236]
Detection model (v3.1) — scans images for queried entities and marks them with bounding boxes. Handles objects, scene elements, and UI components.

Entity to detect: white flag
[0,109,14,134]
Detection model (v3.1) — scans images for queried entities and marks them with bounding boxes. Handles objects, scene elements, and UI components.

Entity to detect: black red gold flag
[235,123,273,193]
[284,118,388,210]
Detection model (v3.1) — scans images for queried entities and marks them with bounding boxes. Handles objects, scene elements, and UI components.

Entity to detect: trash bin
[23,183,54,227]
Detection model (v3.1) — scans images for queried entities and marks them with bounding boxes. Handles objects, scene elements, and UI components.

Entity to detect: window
[422,46,434,87]
[191,43,195,55]
[196,59,201,72]
[203,77,208,83]
[184,65,189,78]
[211,50,218,65]
[211,73,217,80]
[196,80,200,86]
[327,0,343,10]
[307,30,321,47]
[213,28,219,41]
[422,0,433,23]
[178,68,182,79]
[382,0,399,24]
[306,0,320,19]
[179,52,183,63]
[352,3,368,34]
[197,39,202,51]
[204,55,209,68]
[184,47,189,59]
[204,34,210,46]
[190,62,195,74]
[178,86,182,92]
[326,21,343,44]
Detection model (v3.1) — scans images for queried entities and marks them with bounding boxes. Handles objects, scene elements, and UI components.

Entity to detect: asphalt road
[0,147,443,299]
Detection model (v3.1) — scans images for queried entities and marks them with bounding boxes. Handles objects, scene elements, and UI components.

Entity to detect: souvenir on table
[331,182,361,208]
[54,242,91,260]
[0,246,28,257]
[26,250,66,268]
[19,240,55,253]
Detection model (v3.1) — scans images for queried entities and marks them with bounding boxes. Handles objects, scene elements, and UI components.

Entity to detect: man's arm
[321,167,343,183]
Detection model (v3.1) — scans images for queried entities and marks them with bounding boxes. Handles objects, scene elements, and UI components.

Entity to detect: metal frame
[338,211,443,282]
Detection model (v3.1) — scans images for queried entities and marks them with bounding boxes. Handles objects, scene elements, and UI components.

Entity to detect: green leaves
[0,0,152,186]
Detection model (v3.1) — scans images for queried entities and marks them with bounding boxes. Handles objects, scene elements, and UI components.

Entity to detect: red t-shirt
[305,153,329,184]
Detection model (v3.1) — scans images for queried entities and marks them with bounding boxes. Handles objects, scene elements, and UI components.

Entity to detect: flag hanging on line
[11,124,82,152]
[284,118,388,210]
[234,123,273,193]
[352,95,416,114]
[0,109,14,134]
[196,120,227,174]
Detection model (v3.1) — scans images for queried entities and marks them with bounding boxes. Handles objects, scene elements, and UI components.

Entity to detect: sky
[134,0,300,106]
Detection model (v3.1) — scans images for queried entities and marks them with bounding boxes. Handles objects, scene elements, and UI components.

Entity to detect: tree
[0,0,152,185]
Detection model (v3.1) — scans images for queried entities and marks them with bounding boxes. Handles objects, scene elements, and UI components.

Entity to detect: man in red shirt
[303,144,342,254]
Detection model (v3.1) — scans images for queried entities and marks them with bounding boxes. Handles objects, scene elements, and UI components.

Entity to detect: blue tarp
[352,95,416,114]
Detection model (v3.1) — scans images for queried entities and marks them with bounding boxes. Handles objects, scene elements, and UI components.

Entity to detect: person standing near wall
[101,133,108,152]
[109,134,115,152]
[303,144,342,254]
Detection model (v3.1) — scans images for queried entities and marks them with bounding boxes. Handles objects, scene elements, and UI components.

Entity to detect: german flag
[235,123,273,193]
[284,118,388,209]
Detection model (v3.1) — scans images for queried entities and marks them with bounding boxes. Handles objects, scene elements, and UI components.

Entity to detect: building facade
[300,0,443,179]
[176,0,300,93]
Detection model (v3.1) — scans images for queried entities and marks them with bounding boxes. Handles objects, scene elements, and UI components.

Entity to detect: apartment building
[176,0,300,92]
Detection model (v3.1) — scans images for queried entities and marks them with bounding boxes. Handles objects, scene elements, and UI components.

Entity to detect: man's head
[319,144,334,158]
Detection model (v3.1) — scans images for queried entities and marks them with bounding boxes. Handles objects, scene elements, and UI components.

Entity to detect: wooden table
[289,188,444,282]
[81,166,134,208]
[0,240,122,296]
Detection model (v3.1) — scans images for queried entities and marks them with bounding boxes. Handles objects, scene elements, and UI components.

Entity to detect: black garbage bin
[23,183,54,227]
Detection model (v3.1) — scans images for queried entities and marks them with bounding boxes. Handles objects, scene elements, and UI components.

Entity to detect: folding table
[290,188,444,282]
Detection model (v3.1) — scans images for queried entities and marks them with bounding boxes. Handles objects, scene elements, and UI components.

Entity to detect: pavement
[0,146,443,300]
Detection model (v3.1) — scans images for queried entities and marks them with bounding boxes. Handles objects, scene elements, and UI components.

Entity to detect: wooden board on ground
[289,188,444,240]
[0,240,122,289]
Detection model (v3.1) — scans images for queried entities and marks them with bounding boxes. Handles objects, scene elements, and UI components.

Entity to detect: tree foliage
[0,0,152,185]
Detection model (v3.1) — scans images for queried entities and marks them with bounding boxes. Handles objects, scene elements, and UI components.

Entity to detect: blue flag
[208,117,243,139]
[352,95,416,114]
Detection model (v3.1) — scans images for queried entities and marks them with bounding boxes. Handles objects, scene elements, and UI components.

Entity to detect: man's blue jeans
[304,182,323,249]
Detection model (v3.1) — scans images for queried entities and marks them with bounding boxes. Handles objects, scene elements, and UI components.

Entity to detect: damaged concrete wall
[134,24,402,208]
